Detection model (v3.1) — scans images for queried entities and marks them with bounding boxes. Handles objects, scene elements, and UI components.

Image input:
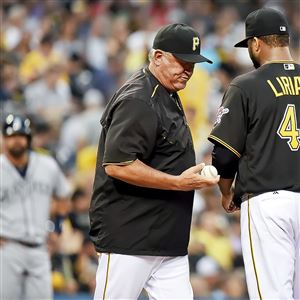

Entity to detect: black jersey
[89,68,195,256]
[209,61,300,198]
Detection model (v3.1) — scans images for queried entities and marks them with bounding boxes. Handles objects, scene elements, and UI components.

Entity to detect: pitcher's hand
[221,191,240,213]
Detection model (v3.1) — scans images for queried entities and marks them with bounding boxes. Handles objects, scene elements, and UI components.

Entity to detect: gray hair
[148,48,156,62]
[148,49,172,62]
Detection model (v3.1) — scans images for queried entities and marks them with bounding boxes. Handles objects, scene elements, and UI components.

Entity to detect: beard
[248,47,261,69]
[8,146,28,159]
[250,56,261,69]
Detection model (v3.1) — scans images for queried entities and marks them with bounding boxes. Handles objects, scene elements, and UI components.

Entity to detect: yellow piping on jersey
[264,60,298,64]
[208,135,241,158]
[102,160,135,167]
[103,253,111,300]
[248,199,263,300]
[151,84,159,98]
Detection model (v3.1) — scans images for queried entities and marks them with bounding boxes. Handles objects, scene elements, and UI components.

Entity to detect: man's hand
[221,190,240,213]
[217,178,240,213]
[177,163,220,191]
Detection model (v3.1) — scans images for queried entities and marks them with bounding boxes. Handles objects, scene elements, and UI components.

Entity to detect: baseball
[200,165,218,178]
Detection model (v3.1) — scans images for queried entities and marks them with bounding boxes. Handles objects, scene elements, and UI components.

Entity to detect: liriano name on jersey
[267,75,300,97]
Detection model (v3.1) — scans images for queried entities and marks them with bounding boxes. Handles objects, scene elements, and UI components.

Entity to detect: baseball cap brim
[234,37,251,48]
[173,53,213,64]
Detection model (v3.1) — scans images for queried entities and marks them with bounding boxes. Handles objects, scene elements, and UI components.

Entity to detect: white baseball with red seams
[200,165,218,178]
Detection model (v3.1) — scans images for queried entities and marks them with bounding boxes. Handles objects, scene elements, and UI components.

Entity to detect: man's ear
[252,37,261,52]
[153,50,163,66]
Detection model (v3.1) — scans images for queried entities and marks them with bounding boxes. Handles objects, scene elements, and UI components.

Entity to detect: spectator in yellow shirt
[19,33,63,84]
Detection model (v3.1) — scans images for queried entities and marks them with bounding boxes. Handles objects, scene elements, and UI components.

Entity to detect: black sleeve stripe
[208,135,241,158]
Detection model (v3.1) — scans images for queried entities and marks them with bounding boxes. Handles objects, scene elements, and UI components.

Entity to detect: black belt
[241,193,262,201]
[17,240,42,248]
[0,237,42,248]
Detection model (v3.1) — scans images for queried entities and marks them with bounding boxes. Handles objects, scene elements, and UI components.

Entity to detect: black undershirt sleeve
[212,143,239,179]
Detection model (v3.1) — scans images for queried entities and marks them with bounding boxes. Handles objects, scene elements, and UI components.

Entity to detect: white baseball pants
[240,190,300,300]
[94,253,193,300]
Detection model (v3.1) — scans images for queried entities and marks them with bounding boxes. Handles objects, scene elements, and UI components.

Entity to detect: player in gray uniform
[0,114,71,300]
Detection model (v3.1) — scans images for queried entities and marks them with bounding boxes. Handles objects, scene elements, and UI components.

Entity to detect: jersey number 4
[277,104,300,151]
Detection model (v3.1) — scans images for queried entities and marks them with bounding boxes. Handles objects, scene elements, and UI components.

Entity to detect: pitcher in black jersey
[209,8,300,299]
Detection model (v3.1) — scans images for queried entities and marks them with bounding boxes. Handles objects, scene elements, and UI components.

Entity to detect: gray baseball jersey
[0,151,71,244]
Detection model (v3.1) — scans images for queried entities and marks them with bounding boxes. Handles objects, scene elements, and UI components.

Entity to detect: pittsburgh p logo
[193,37,199,51]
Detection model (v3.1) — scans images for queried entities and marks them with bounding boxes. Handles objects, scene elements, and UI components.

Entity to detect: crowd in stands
[1,0,299,298]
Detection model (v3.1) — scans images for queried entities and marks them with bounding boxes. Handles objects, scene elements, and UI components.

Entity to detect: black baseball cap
[2,114,31,137]
[153,23,213,64]
[235,8,289,48]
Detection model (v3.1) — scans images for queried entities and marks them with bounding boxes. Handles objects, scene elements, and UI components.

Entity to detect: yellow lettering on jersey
[267,76,300,97]
[295,76,300,95]
[193,37,199,51]
[277,77,287,95]
[281,77,293,95]
[267,80,283,97]
[288,77,295,95]
[277,104,300,151]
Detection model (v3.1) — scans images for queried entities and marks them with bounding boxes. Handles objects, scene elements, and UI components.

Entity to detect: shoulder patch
[214,106,229,127]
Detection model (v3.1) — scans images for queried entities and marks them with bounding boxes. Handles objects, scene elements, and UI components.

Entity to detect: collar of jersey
[264,60,297,64]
